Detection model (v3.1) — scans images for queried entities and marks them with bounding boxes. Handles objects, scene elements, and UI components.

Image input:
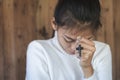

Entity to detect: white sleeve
[84,45,112,80]
[25,41,50,80]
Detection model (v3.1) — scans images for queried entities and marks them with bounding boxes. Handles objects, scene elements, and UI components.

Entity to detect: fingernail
[77,36,81,40]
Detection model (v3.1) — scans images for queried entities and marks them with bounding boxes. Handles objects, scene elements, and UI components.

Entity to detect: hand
[76,37,96,78]
[78,37,96,67]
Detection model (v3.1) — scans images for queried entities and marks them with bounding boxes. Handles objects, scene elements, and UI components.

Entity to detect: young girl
[26,0,112,80]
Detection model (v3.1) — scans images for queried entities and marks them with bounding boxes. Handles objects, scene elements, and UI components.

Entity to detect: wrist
[82,65,94,78]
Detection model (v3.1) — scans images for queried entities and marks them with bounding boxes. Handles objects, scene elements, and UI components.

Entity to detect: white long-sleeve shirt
[26,33,112,80]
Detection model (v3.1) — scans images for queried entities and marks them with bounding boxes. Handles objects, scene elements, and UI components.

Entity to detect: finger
[75,50,80,58]
[80,55,89,62]
[80,37,95,46]
[80,43,96,52]
[81,49,93,56]
[81,49,94,62]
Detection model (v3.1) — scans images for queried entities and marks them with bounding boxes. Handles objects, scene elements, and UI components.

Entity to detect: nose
[71,43,77,52]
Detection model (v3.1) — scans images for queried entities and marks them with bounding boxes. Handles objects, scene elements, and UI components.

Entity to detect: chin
[69,52,75,55]
[65,50,75,55]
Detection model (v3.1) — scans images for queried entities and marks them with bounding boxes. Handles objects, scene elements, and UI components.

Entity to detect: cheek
[59,37,71,51]
[60,38,71,49]
[57,29,72,51]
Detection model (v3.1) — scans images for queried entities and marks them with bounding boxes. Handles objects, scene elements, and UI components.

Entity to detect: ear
[51,17,58,31]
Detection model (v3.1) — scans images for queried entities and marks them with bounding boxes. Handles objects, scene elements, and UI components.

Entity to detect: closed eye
[87,36,94,40]
[63,35,76,43]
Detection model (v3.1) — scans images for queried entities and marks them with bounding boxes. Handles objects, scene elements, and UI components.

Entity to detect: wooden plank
[48,0,57,18]
[113,0,120,80]
[36,0,53,39]
[48,0,57,37]
[3,0,17,80]
[100,0,115,80]
[13,0,26,80]
[0,0,118,80]
[13,0,38,79]
[96,1,106,42]
[0,0,4,80]
[101,0,114,50]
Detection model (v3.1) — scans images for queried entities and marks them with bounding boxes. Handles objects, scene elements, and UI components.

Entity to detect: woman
[26,0,112,80]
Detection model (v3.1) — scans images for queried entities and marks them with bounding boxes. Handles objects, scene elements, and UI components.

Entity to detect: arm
[25,41,50,80]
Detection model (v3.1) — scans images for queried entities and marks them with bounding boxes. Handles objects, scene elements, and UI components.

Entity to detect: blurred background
[0,0,120,80]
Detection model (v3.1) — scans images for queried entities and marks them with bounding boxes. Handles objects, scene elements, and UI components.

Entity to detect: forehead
[63,27,93,37]
[58,21,95,37]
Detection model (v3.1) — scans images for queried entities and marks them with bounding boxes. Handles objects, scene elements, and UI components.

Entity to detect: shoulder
[27,40,51,58]
[94,41,108,47]
[27,40,44,52]
[26,40,50,71]
[94,41,111,52]
[28,39,52,49]
[93,41,111,61]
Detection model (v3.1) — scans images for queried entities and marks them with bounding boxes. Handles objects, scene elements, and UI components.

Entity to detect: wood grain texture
[113,0,120,79]
[0,0,4,80]
[0,0,120,80]
[100,0,116,80]
[35,0,56,39]
[14,0,38,79]
[3,0,16,80]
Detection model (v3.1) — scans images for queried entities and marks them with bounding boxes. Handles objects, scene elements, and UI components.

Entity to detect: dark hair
[54,0,101,30]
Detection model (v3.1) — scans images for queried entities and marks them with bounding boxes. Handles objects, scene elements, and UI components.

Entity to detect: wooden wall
[0,0,120,80]
[114,0,120,79]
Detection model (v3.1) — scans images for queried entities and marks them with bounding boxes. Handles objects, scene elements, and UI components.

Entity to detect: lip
[69,51,75,55]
